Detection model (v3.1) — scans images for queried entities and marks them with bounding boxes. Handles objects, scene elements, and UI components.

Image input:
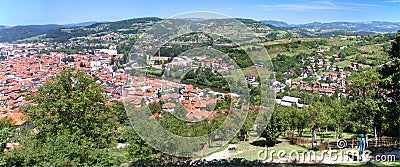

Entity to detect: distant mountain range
[260,20,291,28]
[0,19,399,43]
[64,21,107,27]
[261,20,400,34]
[0,21,103,42]
[0,24,65,42]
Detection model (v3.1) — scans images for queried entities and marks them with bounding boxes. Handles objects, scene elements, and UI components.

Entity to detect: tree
[148,101,161,114]
[1,129,120,166]
[0,119,14,152]
[261,105,289,146]
[2,67,123,165]
[348,69,384,140]
[112,101,129,126]
[173,102,187,121]
[328,99,350,139]
[239,110,257,141]
[292,107,308,137]
[307,102,330,146]
[216,99,227,109]
[380,30,400,137]
[126,128,158,161]
[24,68,118,149]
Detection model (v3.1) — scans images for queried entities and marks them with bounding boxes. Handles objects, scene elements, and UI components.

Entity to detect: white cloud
[340,2,383,7]
[260,0,383,11]
[385,0,400,3]
[259,4,342,11]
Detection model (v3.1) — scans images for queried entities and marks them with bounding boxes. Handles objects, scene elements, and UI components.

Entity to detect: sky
[0,0,399,26]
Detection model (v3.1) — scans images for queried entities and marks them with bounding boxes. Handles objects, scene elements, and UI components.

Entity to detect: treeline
[265,39,329,51]
[183,67,229,90]
[157,44,255,69]
[45,28,97,42]
[90,17,161,30]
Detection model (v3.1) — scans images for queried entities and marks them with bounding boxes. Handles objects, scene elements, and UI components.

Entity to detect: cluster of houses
[0,44,120,125]
[163,55,236,73]
[121,76,226,121]
[0,43,231,126]
[273,53,364,107]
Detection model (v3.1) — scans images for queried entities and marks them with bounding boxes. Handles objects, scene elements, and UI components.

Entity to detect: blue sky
[0,0,399,26]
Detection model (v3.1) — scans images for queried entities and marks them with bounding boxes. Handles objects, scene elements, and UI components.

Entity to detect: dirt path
[203,144,265,161]
[203,145,231,161]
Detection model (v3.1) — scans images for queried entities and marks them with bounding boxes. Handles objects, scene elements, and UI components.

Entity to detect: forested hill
[2,17,400,43]
[261,20,400,36]
[0,24,64,42]
[18,17,289,43]
[43,17,162,42]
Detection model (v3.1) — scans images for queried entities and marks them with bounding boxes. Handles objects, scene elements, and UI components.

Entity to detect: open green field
[357,43,389,52]
[263,38,317,46]
[267,47,314,58]
[334,60,352,68]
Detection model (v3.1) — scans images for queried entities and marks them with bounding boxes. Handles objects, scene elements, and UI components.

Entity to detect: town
[0,42,245,125]
[0,6,399,165]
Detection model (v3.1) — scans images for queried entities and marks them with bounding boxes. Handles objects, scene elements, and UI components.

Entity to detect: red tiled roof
[148,112,159,120]
[105,101,114,106]
[181,100,190,104]
[134,99,142,105]
[134,91,144,96]
[162,103,176,109]
[194,101,206,108]
[183,93,195,97]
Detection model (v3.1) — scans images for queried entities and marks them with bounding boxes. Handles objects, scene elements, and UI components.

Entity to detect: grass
[267,47,314,58]
[334,60,352,68]
[231,137,309,161]
[192,141,230,160]
[340,39,360,46]
[237,45,264,51]
[241,66,258,75]
[357,43,389,52]
[232,142,308,161]
[370,160,400,166]
[326,35,361,47]
[102,147,131,164]
[298,129,356,140]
